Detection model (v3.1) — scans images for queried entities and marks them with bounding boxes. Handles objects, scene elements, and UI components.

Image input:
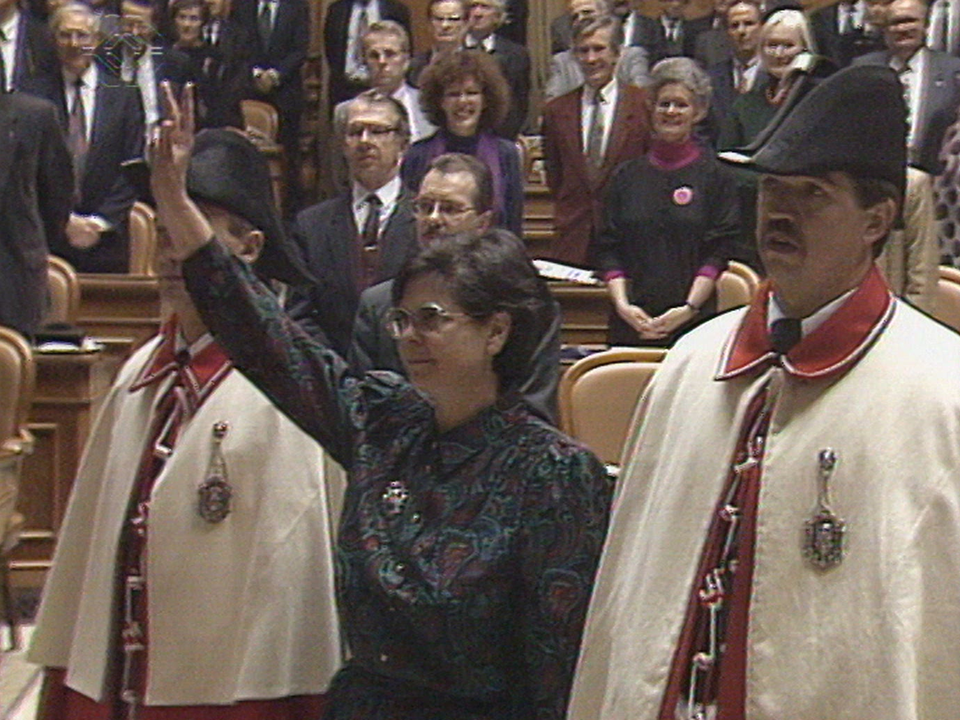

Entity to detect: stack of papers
[532,259,603,286]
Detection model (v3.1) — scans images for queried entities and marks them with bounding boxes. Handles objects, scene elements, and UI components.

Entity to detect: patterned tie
[586,90,605,174]
[359,193,382,288]
[68,77,89,190]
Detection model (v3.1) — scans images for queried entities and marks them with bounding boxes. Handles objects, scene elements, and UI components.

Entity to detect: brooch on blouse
[673,186,694,206]
[198,421,232,523]
[381,480,409,517]
[802,448,845,570]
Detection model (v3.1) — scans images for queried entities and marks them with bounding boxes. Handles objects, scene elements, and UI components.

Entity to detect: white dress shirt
[351,173,401,234]
[0,10,19,91]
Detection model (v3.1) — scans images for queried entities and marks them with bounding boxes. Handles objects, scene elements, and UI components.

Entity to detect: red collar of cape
[129,317,233,409]
[716,264,896,381]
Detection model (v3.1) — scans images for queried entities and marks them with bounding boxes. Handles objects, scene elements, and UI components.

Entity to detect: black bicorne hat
[718,63,907,200]
[186,128,312,285]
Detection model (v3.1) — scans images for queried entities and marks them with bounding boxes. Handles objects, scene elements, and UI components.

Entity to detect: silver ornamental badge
[381,480,409,517]
[198,421,232,523]
[802,448,845,570]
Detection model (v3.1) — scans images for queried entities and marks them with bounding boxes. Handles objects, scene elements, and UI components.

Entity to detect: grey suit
[287,191,419,354]
[854,48,960,174]
[0,92,73,338]
[349,278,563,425]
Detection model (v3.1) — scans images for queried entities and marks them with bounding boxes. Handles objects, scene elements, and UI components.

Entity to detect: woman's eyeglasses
[384,303,473,339]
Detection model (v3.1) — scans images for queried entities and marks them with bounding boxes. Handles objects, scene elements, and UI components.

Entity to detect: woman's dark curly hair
[418,49,511,134]
[392,229,555,393]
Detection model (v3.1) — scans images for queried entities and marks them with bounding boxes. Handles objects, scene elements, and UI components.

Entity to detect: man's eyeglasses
[411,199,476,219]
[345,124,399,139]
[384,303,473,339]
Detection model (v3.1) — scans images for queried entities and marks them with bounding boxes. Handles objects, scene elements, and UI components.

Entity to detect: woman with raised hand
[151,83,612,720]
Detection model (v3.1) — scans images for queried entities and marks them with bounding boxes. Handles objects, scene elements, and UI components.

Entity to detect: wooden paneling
[11,351,115,585]
[77,274,162,357]
[550,283,611,346]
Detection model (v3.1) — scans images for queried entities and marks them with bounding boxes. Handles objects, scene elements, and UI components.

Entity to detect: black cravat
[770,317,802,355]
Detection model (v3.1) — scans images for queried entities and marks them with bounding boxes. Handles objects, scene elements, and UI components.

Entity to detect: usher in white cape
[568,292,960,720]
[29,335,345,705]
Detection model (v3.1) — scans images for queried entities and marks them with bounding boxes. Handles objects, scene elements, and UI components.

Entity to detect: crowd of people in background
[0,0,957,346]
[11,0,960,719]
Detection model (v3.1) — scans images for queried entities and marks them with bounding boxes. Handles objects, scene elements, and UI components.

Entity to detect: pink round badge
[673,186,694,205]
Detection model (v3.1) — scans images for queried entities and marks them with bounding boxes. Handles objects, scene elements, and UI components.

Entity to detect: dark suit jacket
[550,13,572,55]
[236,0,309,113]
[633,14,711,65]
[407,50,431,88]
[811,4,884,68]
[855,49,960,174]
[10,12,58,94]
[167,37,249,129]
[541,83,651,266]
[810,4,885,67]
[286,189,418,354]
[41,71,145,273]
[498,0,527,45]
[484,35,530,139]
[0,92,72,337]
[694,26,732,68]
[349,278,563,425]
[95,40,184,125]
[323,0,411,106]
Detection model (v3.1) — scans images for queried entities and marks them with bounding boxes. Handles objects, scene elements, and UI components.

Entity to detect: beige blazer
[877,166,938,314]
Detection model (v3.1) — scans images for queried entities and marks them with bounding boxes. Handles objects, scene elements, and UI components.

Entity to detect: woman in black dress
[593,57,740,346]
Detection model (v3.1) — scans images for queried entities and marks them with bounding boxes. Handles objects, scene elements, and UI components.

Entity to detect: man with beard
[568,64,960,719]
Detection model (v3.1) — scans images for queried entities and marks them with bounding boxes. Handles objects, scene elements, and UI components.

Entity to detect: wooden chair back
[45,255,80,325]
[0,326,34,649]
[717,260,761,312]
[559,347,667,466]
[242,99,280,143]
[0,327,34,447]
[128,201,158,276]
[933,266,960,332]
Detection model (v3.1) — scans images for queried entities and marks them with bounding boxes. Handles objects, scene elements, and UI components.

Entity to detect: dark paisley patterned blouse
[182,242,614,720]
